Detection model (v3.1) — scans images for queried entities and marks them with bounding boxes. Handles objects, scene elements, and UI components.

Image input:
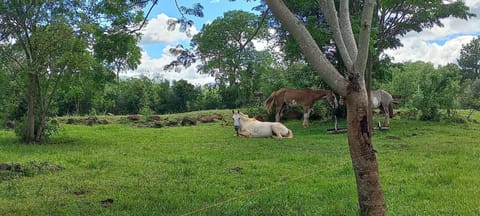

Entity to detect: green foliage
[265,0,473,86]
[411,63,462,120]
[94,31,142,73]
[218,84,241,108]
[284,63,329,88]
[0,1,145,142]
[0,112,479,214]
[172,80,199,112]
[139,106,154,122]
[382,62,463,121]
[270,1,332,62]
[192,10,269,85]
[14,117,60,143]
[458,37,480,81]
[244,104,268,118]
[472,79,480,99]
[460,79,480,111]
[0,66,18,125]
[195,88,222,110]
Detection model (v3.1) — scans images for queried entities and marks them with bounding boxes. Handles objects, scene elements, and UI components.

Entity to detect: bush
[15,116,60,143]
[411,64,461,121]
[245,105,268,119]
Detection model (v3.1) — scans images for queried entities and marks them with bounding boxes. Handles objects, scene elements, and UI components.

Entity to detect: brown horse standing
[264,88,338,128]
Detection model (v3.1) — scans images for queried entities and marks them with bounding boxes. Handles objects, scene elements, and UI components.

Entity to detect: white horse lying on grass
[232,110,293,138]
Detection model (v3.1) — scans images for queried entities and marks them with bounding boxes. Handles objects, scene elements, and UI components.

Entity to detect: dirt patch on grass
[0,162,63,182]
[385,135,402,140]
[73,189,91,196]
[57,111,228,129]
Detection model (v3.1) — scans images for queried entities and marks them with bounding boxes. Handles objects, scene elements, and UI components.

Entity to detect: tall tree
[265,0,386,214]
[458,37,480,81]
[0,1,145,142]
[172,79,198,112]
[189,10,268,86]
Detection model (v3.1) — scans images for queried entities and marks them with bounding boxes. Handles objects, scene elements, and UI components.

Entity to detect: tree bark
[366,52,374,132]
[26,73,36,142]
[345,87,386,215]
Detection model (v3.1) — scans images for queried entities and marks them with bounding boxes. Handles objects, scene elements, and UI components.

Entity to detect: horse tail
[388,102,394,118]
[264,91,276,114]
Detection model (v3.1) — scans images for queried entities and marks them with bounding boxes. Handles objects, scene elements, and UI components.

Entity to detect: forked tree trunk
[345,88,386,215]
[265,0,386,214]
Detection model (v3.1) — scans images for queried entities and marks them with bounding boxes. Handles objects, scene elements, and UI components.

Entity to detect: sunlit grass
[0,110,479,215]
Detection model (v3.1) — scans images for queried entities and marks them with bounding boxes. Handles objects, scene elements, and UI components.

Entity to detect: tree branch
[265,0,348,96]
[237,10,268,53]
[354,0,376,79]
[316,0,353,71]
[129,0,158,33]
[339,0,357,61]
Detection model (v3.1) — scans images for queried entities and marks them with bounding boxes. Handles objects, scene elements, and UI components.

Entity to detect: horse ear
[237,109,240,113]
[232,110,234,114]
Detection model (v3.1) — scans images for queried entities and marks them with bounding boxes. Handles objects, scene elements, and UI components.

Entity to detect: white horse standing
[232,110,293,138]
[330,90,394,131]
[371,89,394,127]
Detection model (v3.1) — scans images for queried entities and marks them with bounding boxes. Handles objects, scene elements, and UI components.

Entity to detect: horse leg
[384,112,390,127]
[271,126,283,138]
[303,107,312,128]
[275,103,283,122]
[238,130,251,137]
[382,103,390,127]
[234,126,240,136]
[334,114,338,131]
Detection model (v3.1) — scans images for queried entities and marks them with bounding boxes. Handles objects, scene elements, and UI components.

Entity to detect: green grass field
[1,110,479,215]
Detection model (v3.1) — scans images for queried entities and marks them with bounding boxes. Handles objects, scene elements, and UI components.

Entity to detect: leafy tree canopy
[458,37,480,81]
[0,0,146,142]
[166,10,269,86]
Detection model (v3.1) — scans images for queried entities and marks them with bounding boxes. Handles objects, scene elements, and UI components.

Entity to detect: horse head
[232,110,241,127]
[326,90,339,110]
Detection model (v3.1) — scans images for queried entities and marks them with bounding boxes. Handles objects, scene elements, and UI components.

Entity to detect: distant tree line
[2,52,479,122]
[1,1,478,145]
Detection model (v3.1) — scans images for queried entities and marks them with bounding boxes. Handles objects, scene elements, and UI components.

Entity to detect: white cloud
[252,39,268,51]
[384,35,476,65]
[129,14,213,85]
[128,47,215,86]
[140,13,198,44]
[383,0,480,66]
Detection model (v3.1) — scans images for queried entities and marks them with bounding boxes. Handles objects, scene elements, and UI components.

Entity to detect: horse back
[282,88,315,105]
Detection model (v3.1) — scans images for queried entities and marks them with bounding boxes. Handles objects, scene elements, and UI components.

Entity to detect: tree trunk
[366,52,374,132]
[26,73,36,142]
[345,88,386,215]
[264,0,386,214]
[35,111,47,143]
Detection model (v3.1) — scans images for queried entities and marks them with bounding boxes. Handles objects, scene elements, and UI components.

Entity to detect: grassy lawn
[0,110,479,215]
